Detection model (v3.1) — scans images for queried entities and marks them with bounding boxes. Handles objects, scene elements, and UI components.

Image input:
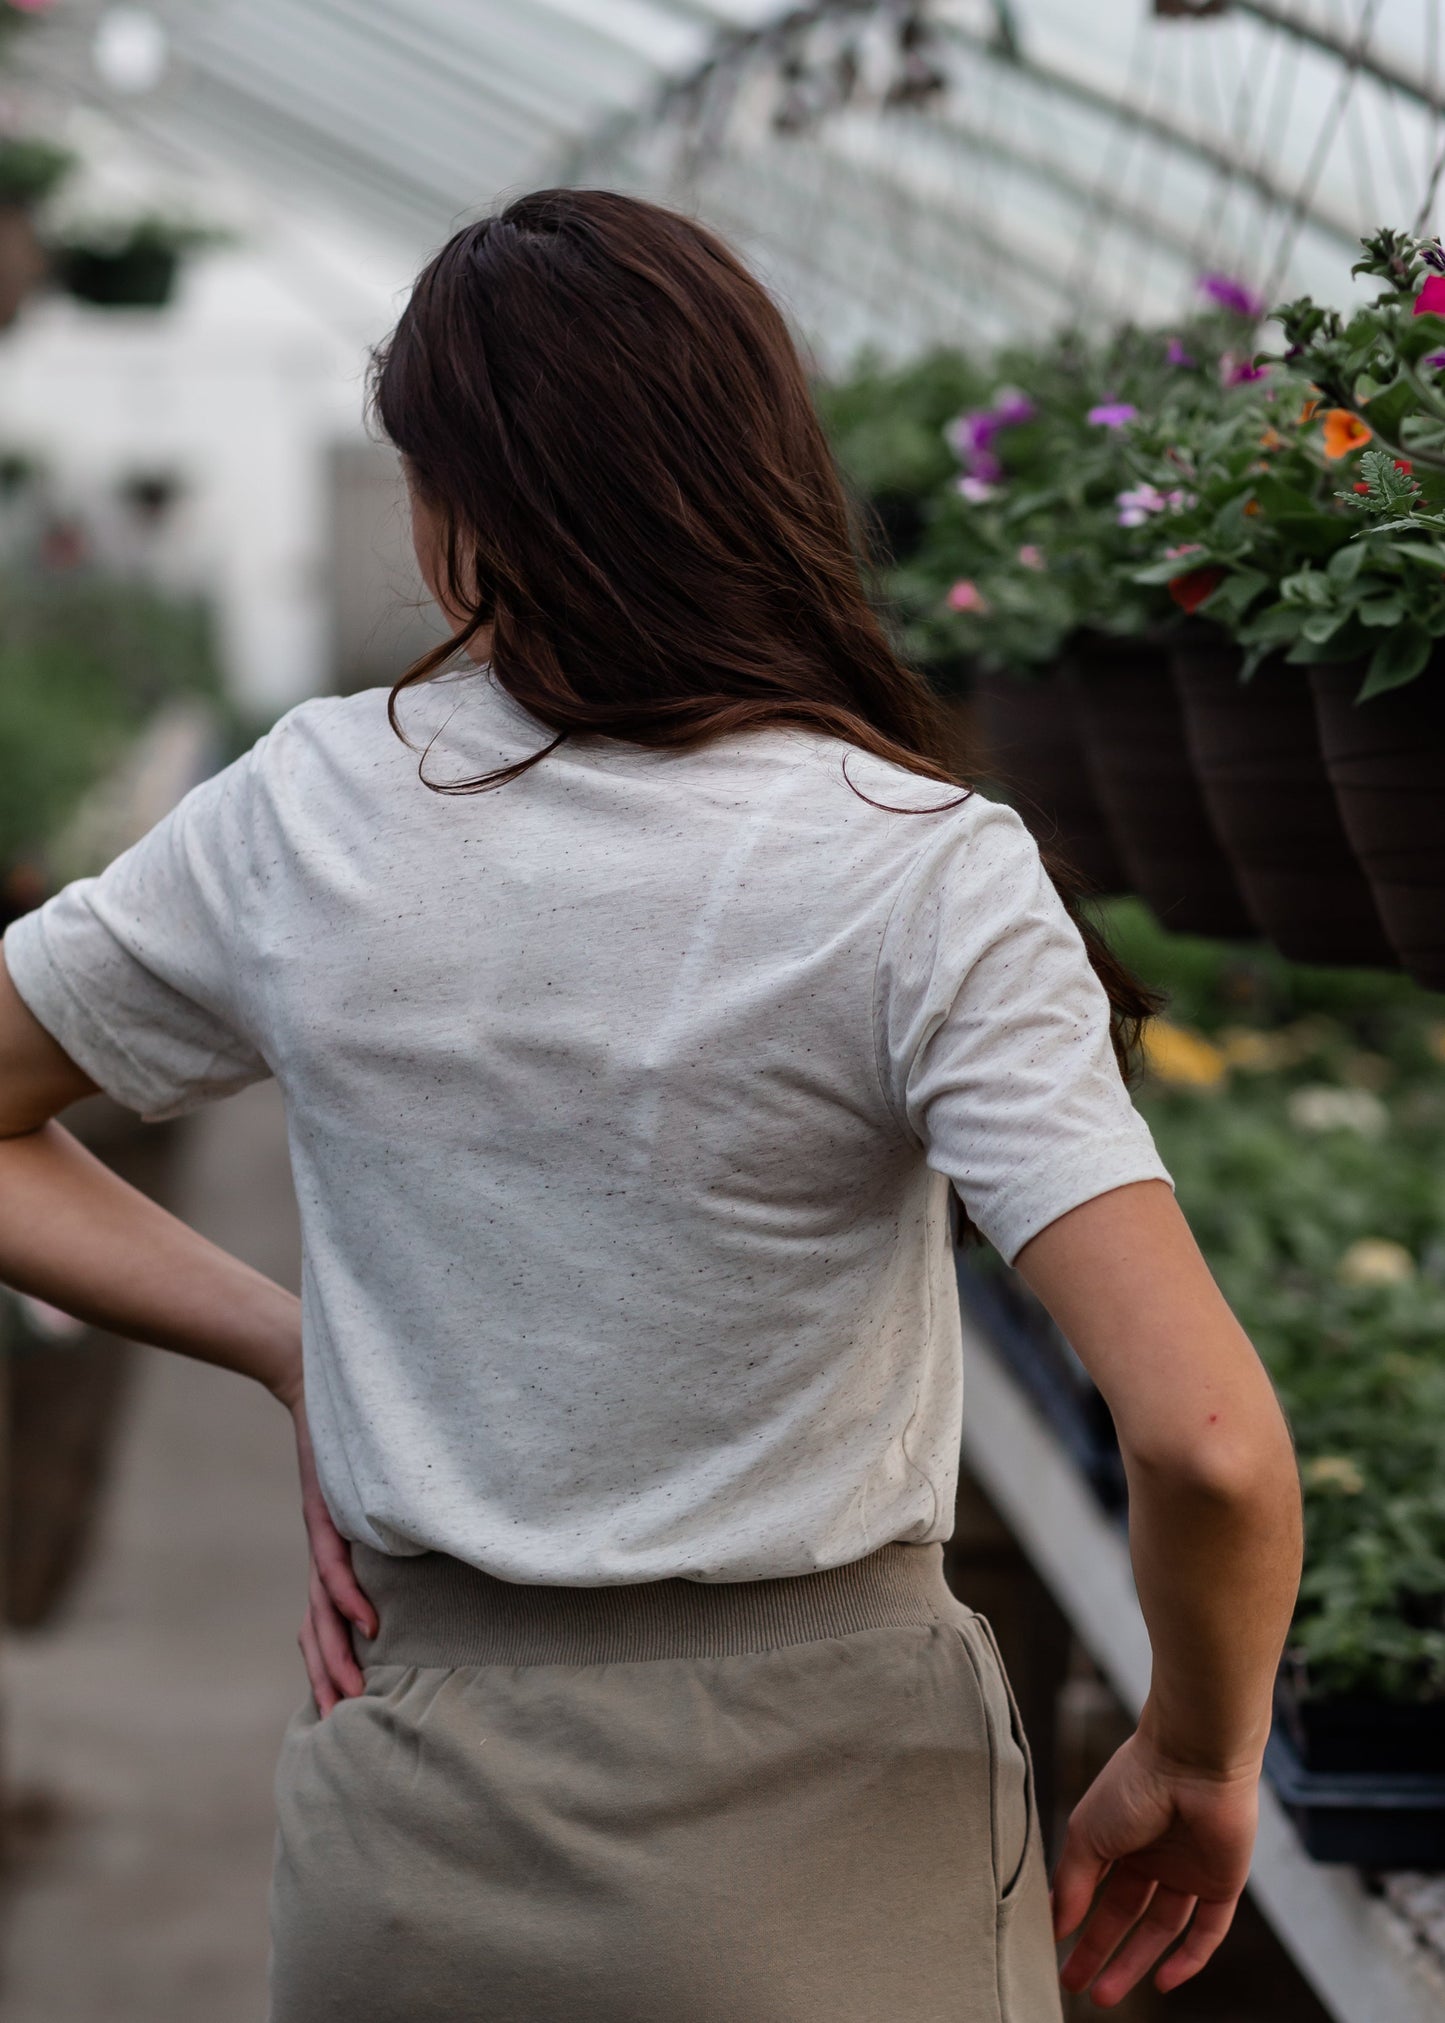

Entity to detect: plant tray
[1265,1727,1445,1869]
[1276,1671,1445,1778]
[955,1253,1127,1515]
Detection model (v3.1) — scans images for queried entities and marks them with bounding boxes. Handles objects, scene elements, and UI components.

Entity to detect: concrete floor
[2,1082,306,2022]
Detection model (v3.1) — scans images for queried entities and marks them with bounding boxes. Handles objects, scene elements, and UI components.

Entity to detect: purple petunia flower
[990,386,1037,428]
[1221,353,1270,387]
[956,474,999,503]
[1198,272,1266,321]
[1087,401,1138,428]
[1165,337,1195,367]
[944,410,999,461]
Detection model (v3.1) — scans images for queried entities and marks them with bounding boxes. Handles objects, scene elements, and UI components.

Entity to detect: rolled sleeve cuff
[965,1139,1176,1267]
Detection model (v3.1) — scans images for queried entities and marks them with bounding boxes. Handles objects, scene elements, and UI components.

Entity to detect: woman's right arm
[1011,1175,1302,2010]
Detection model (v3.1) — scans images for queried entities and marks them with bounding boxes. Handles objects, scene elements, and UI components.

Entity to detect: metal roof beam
[1232,2,1444,113]
[935,19,1360,249]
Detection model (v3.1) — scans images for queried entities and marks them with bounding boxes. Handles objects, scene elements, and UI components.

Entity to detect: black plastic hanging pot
[972,662,1128,895]
[56,242,180,309]
[1172,635,1396,969]
[1067,632,1256,938]
[1310,658,1445,992]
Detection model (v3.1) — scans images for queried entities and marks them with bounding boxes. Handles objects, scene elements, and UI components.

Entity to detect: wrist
[252,1293,304,1411]
[1136,1693,1270,1783]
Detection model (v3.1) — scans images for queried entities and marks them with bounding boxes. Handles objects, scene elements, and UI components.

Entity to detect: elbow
[1128,1407,1300,1520]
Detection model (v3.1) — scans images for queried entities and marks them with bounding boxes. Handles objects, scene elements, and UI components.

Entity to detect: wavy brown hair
[369,187,1158,1081]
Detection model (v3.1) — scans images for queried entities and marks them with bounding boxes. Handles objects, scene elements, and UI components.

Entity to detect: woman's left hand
[289,1397,377,1717]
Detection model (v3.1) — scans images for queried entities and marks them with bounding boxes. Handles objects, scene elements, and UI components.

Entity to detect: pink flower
[5,0,58,12]
[946,579,989,614]
[1165,337,1195,367]
[956,474,999,503]
[1116,484,1193,528]
[1017,544,1045,570]
[1165,542,1203,559]
[1221,352,1270,387]
[1414,274,1445,317]
[1087,401,1137,428]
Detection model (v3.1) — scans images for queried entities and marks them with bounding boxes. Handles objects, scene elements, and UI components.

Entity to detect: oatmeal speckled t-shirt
[3,673,1171,1582]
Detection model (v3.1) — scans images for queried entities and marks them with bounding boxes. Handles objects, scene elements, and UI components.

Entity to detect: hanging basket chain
[1261,0,1383,305]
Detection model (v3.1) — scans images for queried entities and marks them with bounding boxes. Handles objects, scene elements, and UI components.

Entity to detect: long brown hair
[370,187,1158,1079]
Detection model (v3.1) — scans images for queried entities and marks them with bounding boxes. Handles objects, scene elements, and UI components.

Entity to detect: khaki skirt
[267,1541,1063,2023]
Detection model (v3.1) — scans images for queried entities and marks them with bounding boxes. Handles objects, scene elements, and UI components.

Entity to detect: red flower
[1353,482,1370,493]
[1168,566,1226,614]
[1414,275,1445,317]
[1395,459,1414,475]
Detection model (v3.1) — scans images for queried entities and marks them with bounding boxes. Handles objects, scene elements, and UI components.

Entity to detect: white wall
[0,222,415,714]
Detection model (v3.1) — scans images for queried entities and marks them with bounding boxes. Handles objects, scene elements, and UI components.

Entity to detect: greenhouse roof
[18,2,1445,357]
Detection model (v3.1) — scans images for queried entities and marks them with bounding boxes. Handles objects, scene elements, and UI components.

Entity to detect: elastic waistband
[351,1541,959,1668]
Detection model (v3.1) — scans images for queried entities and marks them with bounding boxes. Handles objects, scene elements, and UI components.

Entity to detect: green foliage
[0,136,75,208]
[1104,897,1445,1702]
[0,573,226,870]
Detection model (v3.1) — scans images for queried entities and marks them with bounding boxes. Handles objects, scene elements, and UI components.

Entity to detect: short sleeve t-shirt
[3,674,1172,1583]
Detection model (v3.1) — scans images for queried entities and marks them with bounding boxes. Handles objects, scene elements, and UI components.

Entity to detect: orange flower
[1298,397,1321,423]
[1243,498,1262,516]
[1259,426,1284,451]
[1321,409,1371,459]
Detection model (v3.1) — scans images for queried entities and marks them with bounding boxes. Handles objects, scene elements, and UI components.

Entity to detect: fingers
[298,1610,340,1720]
[292,1399,377,1640]
[1059,1866,1157,1997]
[310,1562,367,1700]
[309,1514,378,1640]
[1050,1819,1108,1941]
[1154,1894,1239,1993]
[1087,1885,1198,2007]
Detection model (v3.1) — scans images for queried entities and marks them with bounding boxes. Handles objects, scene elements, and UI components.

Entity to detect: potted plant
[922,345,1135,894]
[997,306,1256,937]
[0,134,73,326]
[50,214,220,311]
[1127,366,1396,969]
[1250,229,1445,989]
[818,348,993,774]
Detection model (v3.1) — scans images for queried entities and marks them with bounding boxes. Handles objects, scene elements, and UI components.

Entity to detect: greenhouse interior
[0,1,1444,2018]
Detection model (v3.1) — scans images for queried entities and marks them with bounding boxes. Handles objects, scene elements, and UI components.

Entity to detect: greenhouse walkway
[1,1082,304,2022]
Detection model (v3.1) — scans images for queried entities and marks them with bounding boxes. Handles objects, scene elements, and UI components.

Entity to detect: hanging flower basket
[1310,658,1445,992]
[972,661,1127,894]
[1172,632,1395,969]
[49,217,222,312]
[55,239,181,310]
[1067,632,1257,939]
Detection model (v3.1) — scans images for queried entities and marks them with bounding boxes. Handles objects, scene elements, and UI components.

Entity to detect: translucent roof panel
[18,1,1445,361]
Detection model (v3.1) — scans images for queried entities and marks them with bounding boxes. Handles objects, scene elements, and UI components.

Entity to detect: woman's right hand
[1050,1726,1259,2009]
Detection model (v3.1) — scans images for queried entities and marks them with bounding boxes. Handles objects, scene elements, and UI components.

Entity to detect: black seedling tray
[1264,1727,1445,1868]
[1275,1669,1445,1779]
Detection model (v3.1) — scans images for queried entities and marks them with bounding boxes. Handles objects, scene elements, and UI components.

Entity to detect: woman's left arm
[0,948,375,1704]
